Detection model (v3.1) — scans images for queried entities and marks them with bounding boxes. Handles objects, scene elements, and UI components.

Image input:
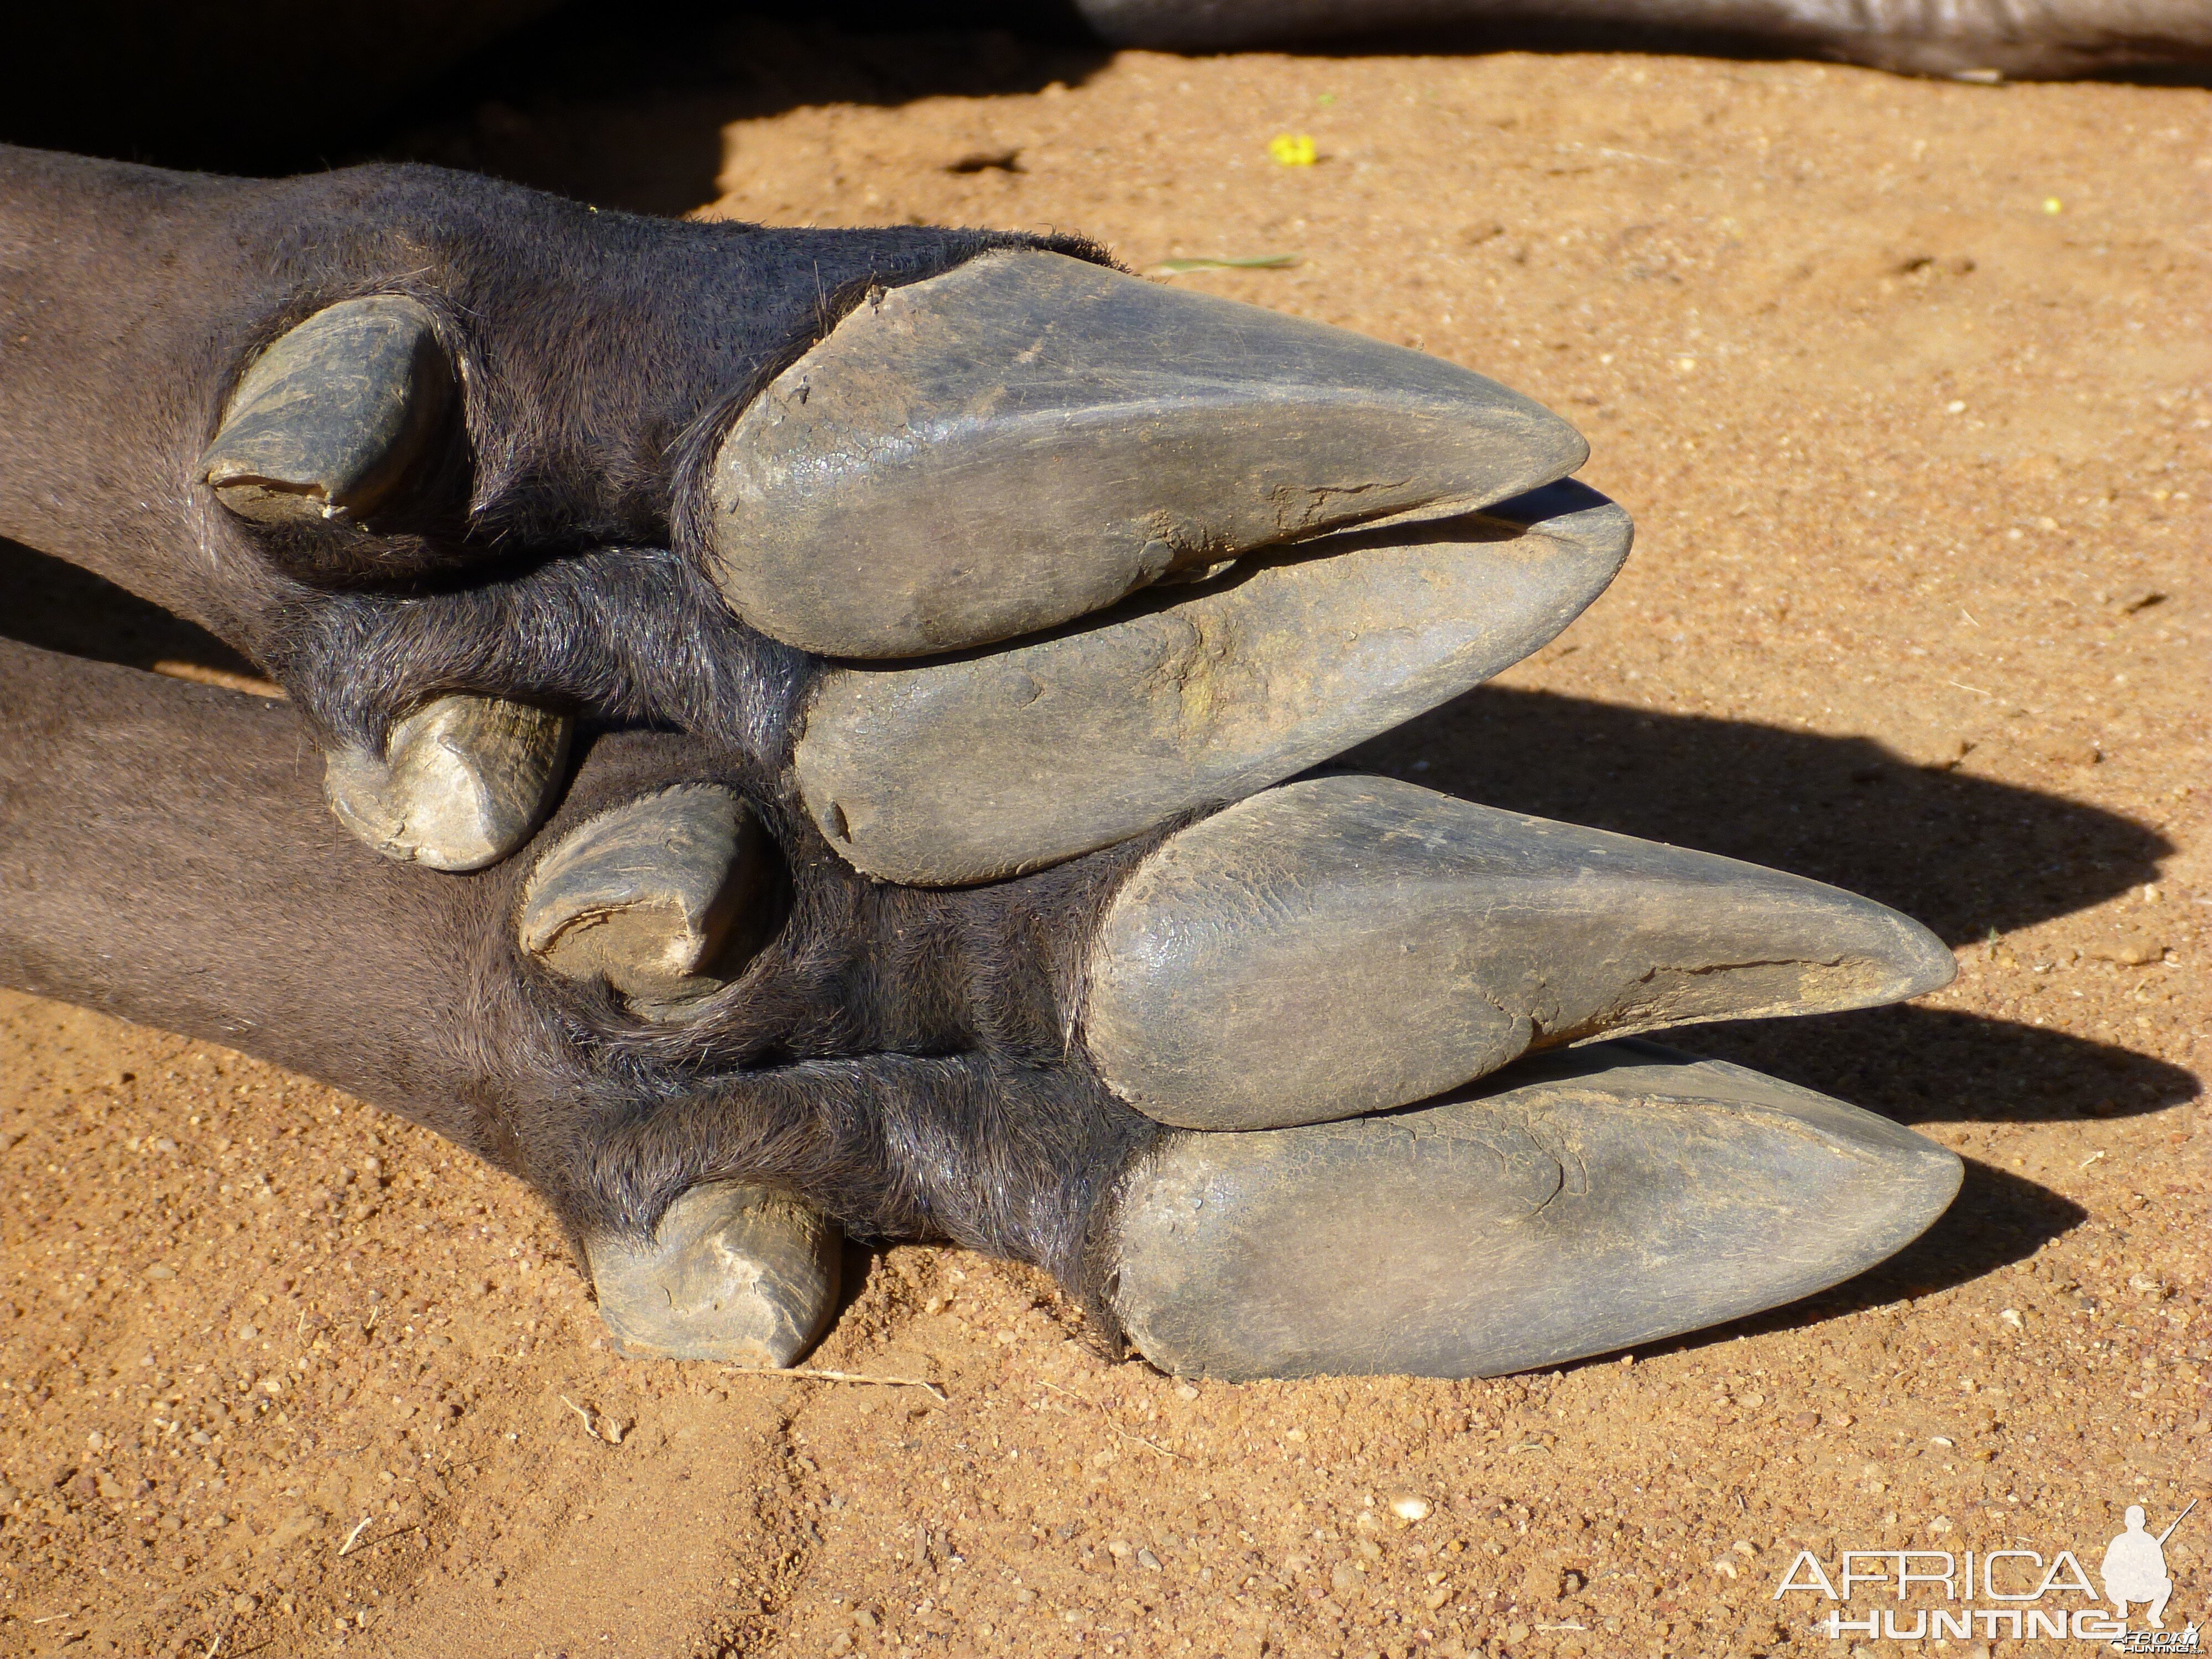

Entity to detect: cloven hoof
[711,249,1588,660]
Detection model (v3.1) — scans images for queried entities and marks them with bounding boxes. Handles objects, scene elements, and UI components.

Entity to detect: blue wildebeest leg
[0,635,1959,1375]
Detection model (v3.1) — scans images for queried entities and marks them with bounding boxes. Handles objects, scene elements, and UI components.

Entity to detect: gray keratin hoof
[795,480,1630,886]
[517,784,778,1018]
[1083,775,1956,1130]
[323,694,571,872]
[1108,1039,1961,1381]
[712,248,1588,660]
[202,295,452,527]
[588,1184,841,1367]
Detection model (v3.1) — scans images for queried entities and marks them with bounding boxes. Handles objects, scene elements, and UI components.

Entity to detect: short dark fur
[0,144,1113,755]
[0,148,1170,1345]
[0,638,1170,1343]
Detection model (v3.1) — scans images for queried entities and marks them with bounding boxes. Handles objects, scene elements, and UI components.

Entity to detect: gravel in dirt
[1,28,2205,1659]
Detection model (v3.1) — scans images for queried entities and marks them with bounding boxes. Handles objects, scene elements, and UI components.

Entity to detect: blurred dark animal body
[6,0,2201,173]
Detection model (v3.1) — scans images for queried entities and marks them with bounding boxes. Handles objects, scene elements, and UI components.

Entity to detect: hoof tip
[1108,1040,1961,1380]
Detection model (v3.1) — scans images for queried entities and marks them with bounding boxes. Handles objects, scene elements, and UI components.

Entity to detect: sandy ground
[2,26,2207,1659]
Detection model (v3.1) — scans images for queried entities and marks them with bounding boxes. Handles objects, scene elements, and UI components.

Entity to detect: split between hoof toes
[711,249,1588,660]
[1081,774,1956,1130]
[1105,1039,1961,1380]
[795,481,1630,885]
[322,693,571,872]
[587,1183,841,1367]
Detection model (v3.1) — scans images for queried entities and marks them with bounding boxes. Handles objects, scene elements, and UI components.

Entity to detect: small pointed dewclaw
[711,248,1588,658]
[1107,1039,1963,1380]
[795,481,1631,885]
[587,1184,841,1367]
[518,784,776,1018]
[323,694,570,873]
[202,296,452,527]
[1081,775,1957,1130]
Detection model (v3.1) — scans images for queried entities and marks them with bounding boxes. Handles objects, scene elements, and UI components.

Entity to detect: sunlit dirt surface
[1,33,2206,1659]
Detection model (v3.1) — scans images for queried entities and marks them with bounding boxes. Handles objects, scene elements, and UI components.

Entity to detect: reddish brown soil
[2,32,2206,1659]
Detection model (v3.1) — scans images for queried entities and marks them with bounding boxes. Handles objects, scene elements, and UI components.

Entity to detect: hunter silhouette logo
[2105,1504,2189,1628]
[1772,1499,2198,1648]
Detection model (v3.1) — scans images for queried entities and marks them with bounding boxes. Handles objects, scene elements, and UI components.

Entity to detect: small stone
[1137,1548,1163,1572]
[1389,1493,1432,1522]
[2089,935,2164,966]
[143,1265,175,1281]
[232,1595,259,1616]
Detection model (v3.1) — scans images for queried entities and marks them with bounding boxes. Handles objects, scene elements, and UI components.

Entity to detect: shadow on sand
[1348,681,2194,1361]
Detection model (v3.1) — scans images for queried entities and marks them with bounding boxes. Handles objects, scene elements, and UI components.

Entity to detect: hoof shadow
[0,540,267,684]
[1350,683,2174,943]
[361,6,1113,216]
[1679,1005,2201,1127]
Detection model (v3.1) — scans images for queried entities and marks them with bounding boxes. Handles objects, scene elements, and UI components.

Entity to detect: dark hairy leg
[2,147,1966,1377]
[0,638,1960,1377]
[0,637,1155,1338]
[0,144,1600,882]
